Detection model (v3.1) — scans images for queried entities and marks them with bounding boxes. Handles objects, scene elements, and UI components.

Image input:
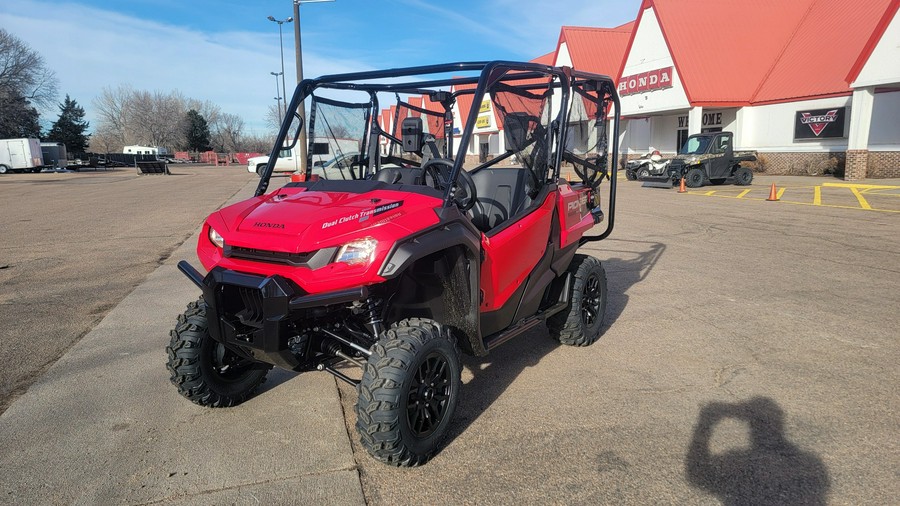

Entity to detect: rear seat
[469,167,532,233]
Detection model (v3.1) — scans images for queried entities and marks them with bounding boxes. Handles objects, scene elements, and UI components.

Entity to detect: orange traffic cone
[766,182,779,201]
[677,176,687,193]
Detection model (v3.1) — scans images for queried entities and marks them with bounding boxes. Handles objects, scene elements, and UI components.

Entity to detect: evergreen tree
[184,109,211,152]
[0,91,41,138]
[46,94,90,152]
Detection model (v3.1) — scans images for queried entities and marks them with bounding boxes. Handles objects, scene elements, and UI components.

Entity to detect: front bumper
[178,261,368,369]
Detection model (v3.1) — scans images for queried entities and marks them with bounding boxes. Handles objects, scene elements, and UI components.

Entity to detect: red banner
[617,66,674,96]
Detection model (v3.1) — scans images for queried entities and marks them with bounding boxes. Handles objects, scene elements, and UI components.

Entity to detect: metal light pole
[292,0,335,171]
[271,71,283,124]
[266,15,292,125]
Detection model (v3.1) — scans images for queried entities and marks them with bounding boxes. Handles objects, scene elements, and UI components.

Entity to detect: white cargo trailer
[0,138,44,174]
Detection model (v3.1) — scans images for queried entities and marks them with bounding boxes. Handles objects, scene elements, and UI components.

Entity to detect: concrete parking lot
[1,168,898,504]
[0,166,256,413]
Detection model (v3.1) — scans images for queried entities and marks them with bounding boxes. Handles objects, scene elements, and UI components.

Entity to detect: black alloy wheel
[547,254,608,346]
[167,297,270,407]
[407,352,452,437]
[209,339,257,380]
[733,166,753,186]
[581,273,603,328]
[685,167,705,188]
[356,318,461,466]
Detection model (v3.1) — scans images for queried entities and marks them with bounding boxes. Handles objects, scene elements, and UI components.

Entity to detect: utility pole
[271,71,283,124]
[292,0,335,172]
[266,15,292,128]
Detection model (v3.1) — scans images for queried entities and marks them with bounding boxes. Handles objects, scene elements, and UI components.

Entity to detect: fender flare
[378,212,486,355]
[378,216,480,279]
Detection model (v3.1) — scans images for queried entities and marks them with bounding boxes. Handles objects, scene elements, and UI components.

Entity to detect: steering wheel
[421,158,477,212]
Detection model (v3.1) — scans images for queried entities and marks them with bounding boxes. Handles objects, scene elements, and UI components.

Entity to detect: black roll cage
[255,61,620,243]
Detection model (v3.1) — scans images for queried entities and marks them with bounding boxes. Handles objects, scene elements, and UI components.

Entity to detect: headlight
[335,238,377,266]
[208,226,225,249]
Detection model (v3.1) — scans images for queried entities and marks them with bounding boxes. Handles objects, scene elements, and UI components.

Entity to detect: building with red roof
[554,23,633,77]
[376,23,634,164]
[376,0,897,178]
[617,0,899,179]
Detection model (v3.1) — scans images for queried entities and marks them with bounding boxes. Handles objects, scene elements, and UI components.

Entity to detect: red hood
[212,186,442,253]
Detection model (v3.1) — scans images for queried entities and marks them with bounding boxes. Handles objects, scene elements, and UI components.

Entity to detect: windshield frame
[680,135,712,155]
[255,62,618,213]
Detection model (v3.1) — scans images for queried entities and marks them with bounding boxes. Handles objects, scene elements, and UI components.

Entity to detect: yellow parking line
[776,199,900,213]
[736,189,751,198]
[704,190,716,196]
[851,187,872,210]
[813,186,822,206]
[862,188,900,196]
[776,187,786,199]
[682,191,900,213]
[823,182,900,190]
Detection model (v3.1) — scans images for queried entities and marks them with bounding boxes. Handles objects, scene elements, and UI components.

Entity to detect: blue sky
[1,0,639,134]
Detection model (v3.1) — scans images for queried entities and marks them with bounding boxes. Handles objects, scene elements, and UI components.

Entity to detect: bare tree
[128,89,186,148]
[241,134,274,153]
[265,104,282,134]
[92,85,132,146]
[0,28,58,109]
[87,124,120,153]
[214,113,245,152]
[93,85,253,154]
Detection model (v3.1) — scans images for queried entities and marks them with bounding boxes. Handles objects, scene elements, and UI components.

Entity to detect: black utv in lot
[640,131,756,188]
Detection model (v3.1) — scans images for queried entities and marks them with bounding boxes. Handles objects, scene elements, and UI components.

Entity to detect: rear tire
[0,165,9,175]
[733,166,753,185]
[548,254,608,346]
[685,167,705,188]
[166,298,269,407]
[356,318,461,466]
[637,167,650,180]
[625,169,637,181]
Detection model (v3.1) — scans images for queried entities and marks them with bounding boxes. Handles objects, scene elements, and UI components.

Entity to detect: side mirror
[401,117,424,153]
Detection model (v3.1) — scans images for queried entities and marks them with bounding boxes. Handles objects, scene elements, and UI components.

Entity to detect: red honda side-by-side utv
[167,61,620,466]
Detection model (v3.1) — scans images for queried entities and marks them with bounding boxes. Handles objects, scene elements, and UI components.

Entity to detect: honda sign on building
[617,66,674,96]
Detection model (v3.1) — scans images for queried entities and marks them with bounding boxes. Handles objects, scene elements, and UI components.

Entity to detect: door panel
[479,194,554,313]
[709,133,732,178]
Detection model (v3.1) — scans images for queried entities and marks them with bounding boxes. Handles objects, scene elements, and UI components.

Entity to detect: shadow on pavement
[254,368,300,395]
[442,239,666,453]
[595,238,666,329]
[685,397,830,505]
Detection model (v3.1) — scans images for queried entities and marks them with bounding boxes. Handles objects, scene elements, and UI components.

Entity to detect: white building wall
[618,7,690,116]
[621,118,651,154]
[742,96,852,152]
[851,10,900,88]
[551,42,573,126]
[649,115,680,153]
[555,42,573,67]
